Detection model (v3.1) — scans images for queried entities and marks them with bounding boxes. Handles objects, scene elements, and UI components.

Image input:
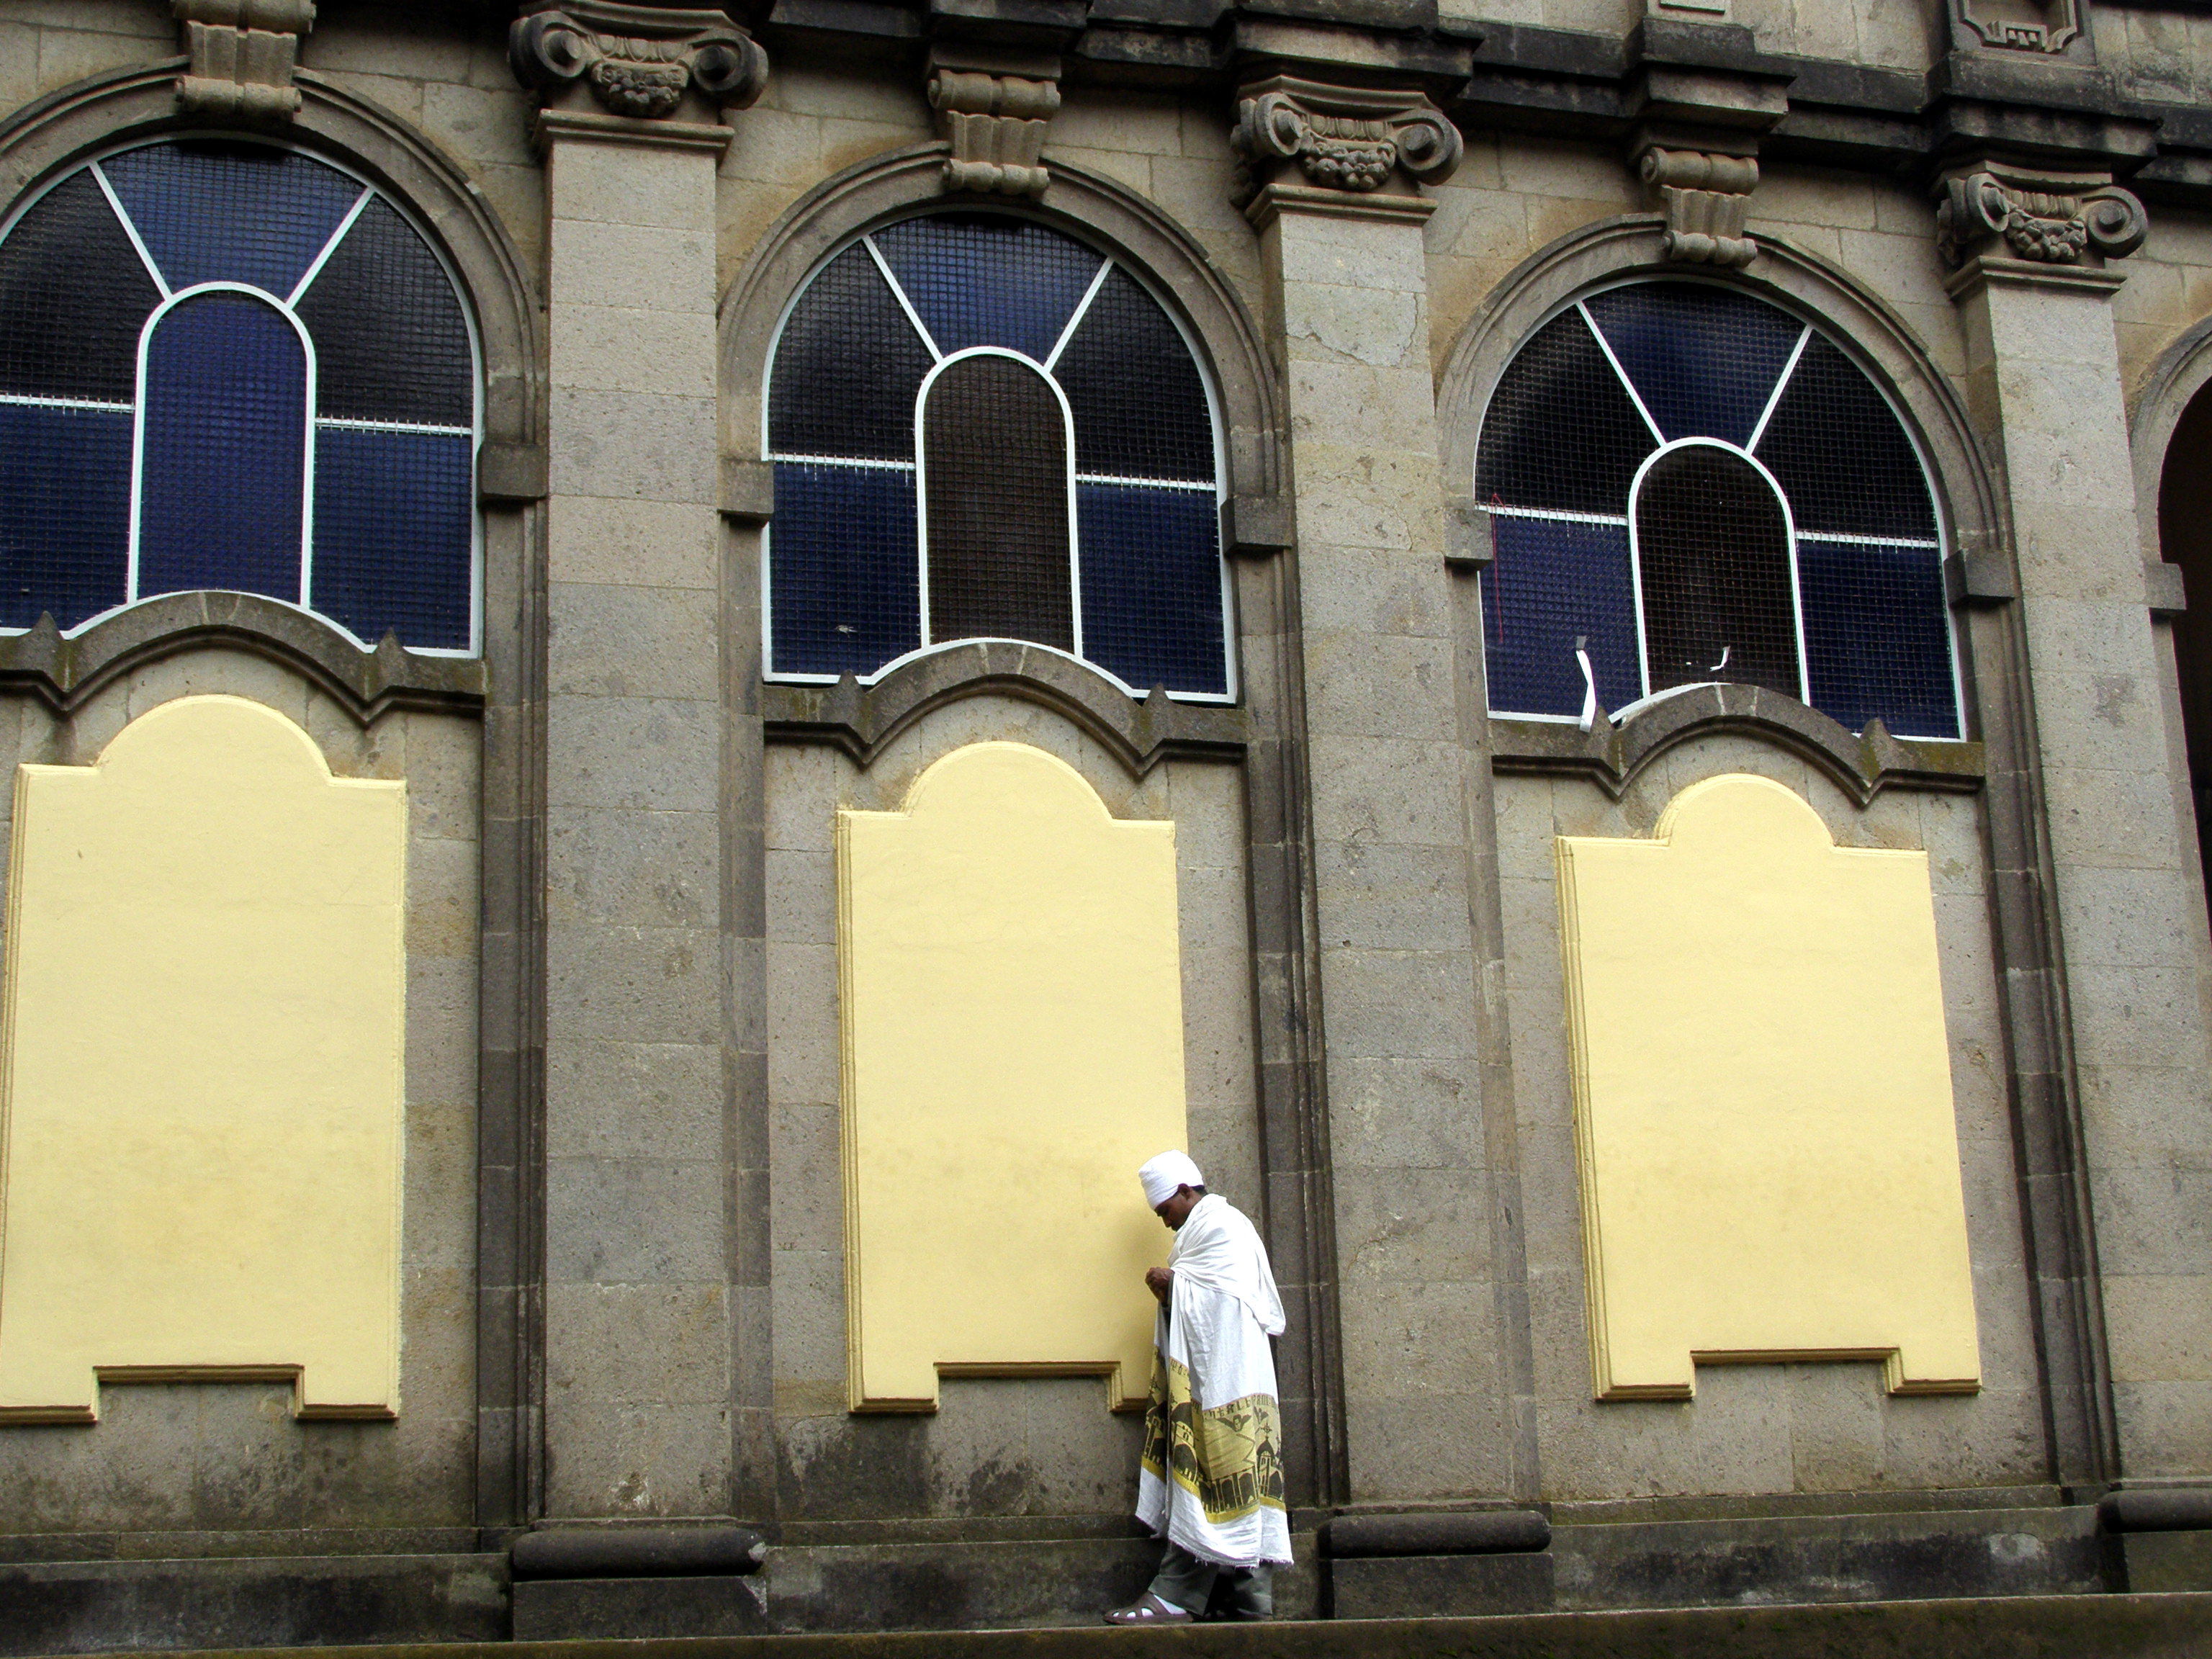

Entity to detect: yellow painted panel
[0,696,407,1421]
[838,742,1188,1411]
[1556,773,1980,1400]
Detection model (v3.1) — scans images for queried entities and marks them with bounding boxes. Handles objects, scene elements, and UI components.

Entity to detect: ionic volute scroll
[1230,76,1462,211]
[510,1,768,122]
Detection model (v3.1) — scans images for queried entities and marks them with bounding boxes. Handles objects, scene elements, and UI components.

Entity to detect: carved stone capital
[1936,163,2147,271]
[1637,143,1759,268]
[174,0,315,124]
[1951,0,2080,55]
[1231,76,1462,217]
[510,1,767,124]
[927,53,1061,199]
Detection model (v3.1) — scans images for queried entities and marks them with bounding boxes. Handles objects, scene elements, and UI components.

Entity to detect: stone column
[1237,78,1514,1501]
[511,2,768,1520]
[1941,161,2212,1483]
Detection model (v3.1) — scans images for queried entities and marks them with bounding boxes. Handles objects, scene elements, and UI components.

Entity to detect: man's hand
[1146,1267,1173,1304]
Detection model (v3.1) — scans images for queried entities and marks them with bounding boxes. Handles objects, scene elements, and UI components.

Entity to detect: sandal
[1103,1593,1195,1626]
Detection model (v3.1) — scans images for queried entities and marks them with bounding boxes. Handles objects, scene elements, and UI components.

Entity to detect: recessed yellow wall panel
[1556,773,1979,1400]
[0,695,407,1421]
[837,741,1187,1412]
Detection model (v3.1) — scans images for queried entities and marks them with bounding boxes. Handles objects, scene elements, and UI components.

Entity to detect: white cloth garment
[1140,1150,1205,1209]
[1136,1193,1292,1570]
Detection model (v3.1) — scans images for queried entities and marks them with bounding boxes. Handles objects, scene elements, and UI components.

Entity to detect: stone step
[19,1592,2212,1659]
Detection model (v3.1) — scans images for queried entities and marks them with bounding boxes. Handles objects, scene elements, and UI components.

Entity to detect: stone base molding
[1936,160,2148,271]
[174,0,315,122]
[1638,144,1758,267]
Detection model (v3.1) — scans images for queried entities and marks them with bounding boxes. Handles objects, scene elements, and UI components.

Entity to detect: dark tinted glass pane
[923,355,1072,650]
[0,404,130,629]
[873,214,1101,361]
[1475,307,1654,515]
[768,243,931,462]
[1583,282,1802,446]
[296,195,471,427]
[311,428,472,649]
[0,170,159,402]
[138,292,305,602]
[1799,536,1958,737]
[1479,516,1639,717]
[1076,482,1224,695]
[1635,446,1799,698]
[102,140,361,297]
[1755,333,1938,541]
[1055,268,1213,483]
[768,461,920,676]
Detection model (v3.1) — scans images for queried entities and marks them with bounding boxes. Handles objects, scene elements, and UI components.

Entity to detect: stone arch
[1435,214,2003,755]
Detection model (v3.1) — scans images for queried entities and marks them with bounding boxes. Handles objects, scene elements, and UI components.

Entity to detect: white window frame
[760,213,1236,705]
[1470,277,1964,741]
[0,137,485,658]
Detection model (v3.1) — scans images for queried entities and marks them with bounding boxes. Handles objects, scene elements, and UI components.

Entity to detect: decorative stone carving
[173,0,315,123]
[1954,0,2080,53]
[1231,76,1462,208]
[929,66,1060,198]
[510,1,767,122]
[1640,145,1759,268]
[1936,166,2148,269]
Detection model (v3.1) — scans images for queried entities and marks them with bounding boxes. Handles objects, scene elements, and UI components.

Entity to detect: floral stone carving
[510,1,768,122]
[1231,76,1462,206]
[1936,167,2148,269]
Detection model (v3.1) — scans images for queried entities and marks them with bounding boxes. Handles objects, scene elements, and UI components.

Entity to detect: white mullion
[1485,503,1629,526]
[864,234,942,361]
[91,162,169,300]
[1746,324,1811,454]
[1576,300,1665,449]
[1073,470,1213,493]
[318,415,474,438]
[0,392,131,413]
[1796,529,1941,549]
[1044,257,1112,373]
[287,186,374,307]
[768,451,916,472]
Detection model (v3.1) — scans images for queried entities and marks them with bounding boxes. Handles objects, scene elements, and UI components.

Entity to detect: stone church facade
[0,0,2208,1645]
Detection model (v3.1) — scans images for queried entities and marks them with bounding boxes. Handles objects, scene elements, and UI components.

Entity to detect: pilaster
[1242,76,1511,1504]
[1941,168,2211,1485]
[513,0,765,1521]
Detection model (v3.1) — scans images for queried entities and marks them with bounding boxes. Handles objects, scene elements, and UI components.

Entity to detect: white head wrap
[1139,1150,1205,1209]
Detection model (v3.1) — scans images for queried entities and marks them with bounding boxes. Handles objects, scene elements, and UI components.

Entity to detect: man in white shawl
[1104,1151,1291,1625]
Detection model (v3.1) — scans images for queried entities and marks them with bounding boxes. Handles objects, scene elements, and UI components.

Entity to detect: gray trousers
[1147,1541,1273,1619]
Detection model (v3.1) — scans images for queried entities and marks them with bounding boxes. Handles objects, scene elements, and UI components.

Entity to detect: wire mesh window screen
[1635,446,1799,698]
[763,211,1229,696]
[1474,279,1957,737]
[924,356,1074,652]
[0,139,477,647]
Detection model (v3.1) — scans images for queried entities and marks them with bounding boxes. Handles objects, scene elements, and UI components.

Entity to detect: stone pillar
[511,2,768,1519]
[1941,162,2212,1483]
[1237,78,1514,1501]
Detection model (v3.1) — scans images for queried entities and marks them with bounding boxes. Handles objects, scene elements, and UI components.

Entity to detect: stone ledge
[1491,685,1985,806]
[0,595,486,726]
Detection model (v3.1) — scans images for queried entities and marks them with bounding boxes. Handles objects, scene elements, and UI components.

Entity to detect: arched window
[1475,279,1957,738]
[0,139,478,652]
[764,212,1229,699]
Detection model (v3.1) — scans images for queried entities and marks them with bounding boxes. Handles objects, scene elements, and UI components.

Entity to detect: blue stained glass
[1583,283,1804,447]
[1797,536,1959,738]
[1076,483,1226,696]
[769,462,920,677]
[102,141,361,299]
[1479,516,1640,718]
[871,215,1103,361]
[138,292,305,603]
[312,427,473,650]
[0,403,130,629]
